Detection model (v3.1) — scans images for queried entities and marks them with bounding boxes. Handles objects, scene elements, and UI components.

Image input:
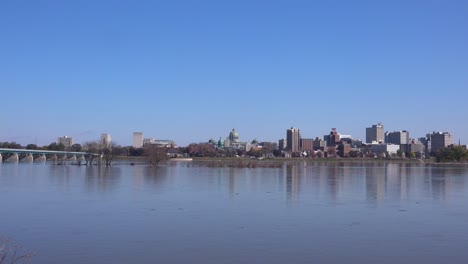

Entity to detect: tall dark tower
[287,127,300,153]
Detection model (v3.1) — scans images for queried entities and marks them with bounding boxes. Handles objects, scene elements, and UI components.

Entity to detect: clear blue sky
[1,0,467,146]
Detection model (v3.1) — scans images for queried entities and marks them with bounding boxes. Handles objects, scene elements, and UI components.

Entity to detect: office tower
[366,123,384,143]
[57,136,73,148]
[287,127,300,153]
[429,131,454,154]
[385,130,409,145]
[300,138,314,151]
[278,139,287,151]
[133,132,143,148]
[328,128,340,146]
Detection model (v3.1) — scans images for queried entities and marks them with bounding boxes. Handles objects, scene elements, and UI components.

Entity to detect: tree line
[3,141,467,163]
[435,145,468,162]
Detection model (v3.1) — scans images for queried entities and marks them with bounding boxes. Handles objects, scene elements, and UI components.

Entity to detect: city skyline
[1,1,467,146]
[0,124,462,149]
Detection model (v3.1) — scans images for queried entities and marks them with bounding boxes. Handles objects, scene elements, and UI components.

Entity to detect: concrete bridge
[0,148,101,164]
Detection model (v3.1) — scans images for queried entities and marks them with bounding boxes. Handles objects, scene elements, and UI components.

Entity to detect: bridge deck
[0,148,99,156]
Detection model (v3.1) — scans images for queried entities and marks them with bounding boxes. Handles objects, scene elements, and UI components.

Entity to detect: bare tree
[101,143,116,167]
[82,141,100,154]
[82,141,100,165]
[82,141,116,166]
[144,145,168,166]
[0,237,36,264]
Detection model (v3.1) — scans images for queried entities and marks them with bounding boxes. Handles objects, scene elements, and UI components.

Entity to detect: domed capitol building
[223,129,249,150]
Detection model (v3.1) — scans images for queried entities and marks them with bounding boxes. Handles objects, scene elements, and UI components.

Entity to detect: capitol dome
[229,129,239,142]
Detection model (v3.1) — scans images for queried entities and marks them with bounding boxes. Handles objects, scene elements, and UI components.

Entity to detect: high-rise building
[278,139,287,151]
[408,140,425,158]
[100,133,112,148]
[385,130,409,145]
[133,132,143,148]
[57,136,73,148]
[313,137,326,150]
[300,138,314,152]
[366,124,384,143]
[429,131,453,154]
[286,127,300,153]
[327,128,340,146]
[419,136,431,156]
[337,143,351,157]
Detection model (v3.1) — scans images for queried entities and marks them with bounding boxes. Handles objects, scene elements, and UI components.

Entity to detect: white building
[143,138,177,148]
[100,133,112,148]
[133,132,143,148]
[371,143,400,156]
[57,136,73,148]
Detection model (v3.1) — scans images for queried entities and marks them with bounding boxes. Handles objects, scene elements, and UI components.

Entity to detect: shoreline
[111,156,468,167]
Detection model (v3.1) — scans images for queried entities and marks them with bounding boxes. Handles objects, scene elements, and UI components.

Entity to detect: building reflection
[84,166,122,193]
[227,167,237,199]
[285,164,300,202]
[120,162,468,205]
[132,165,145,191]
[48,164,73,188]
[131,165,170,190]
[142,166,170,189]
[428,166,464,201]
[325,163,340,202]
[365,162,386,204]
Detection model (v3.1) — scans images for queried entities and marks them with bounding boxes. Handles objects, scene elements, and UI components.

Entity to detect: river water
[1,161,468,263]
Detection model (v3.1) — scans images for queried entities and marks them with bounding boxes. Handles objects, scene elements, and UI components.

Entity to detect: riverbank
[192,156,432,163]
[111,156,468,168]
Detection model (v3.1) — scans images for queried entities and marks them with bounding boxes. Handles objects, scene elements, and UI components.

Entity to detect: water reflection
[142,166,170,188]
[84,166,122,193]
[194,162,468,206]
[2,162,468,264]
[227,167,237,198]
[161,162,466,205]
[285,164,300,202]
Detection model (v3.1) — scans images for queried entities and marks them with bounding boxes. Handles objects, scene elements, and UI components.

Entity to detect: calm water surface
[1,161,468,263]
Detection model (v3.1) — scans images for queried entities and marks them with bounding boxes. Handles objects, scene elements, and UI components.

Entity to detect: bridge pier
[0,149,98,164]
[85,155,95,166]
[5,153,19,163]
[78,155,86,165]
[20,154,34,163]
[34,154,47,163]
[48,154,57,164]
[58,155,67,165]
[68,155,77,165]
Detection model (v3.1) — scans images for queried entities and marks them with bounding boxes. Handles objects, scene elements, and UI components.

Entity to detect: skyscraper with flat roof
[366,124,384,143]
[300,138,314,151]
[57,136,73,148]
[287,127,300,153]
[385,130,409,145]
[133,132,143,148]
[278,139,287,151]
[429,131,453,154]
